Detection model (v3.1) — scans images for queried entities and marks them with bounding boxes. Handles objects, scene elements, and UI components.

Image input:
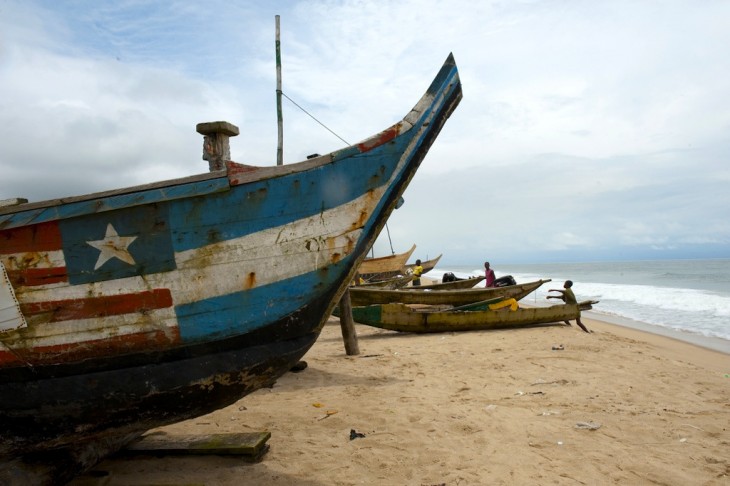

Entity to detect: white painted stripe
[9,307,178,348]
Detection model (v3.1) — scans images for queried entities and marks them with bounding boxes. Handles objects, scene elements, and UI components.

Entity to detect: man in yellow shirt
[412,259,424,286]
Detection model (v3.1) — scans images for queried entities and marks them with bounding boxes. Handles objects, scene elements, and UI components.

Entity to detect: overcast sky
[1,0,729,265]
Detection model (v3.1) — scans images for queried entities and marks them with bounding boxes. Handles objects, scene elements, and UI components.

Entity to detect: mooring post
[338,289,360,356]
[196,121,240,171]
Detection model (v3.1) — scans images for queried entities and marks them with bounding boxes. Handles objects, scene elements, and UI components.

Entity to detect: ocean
[432,259,730,354]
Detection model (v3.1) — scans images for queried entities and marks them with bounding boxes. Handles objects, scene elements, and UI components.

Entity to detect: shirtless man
[547,280,590,333]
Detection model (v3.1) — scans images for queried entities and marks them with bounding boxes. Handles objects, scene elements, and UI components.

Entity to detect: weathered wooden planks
[123,432,271,460]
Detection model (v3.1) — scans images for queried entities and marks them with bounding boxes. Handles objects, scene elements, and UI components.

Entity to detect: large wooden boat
[0,54,462,483]
[348,279,551,307]
[357,244,416,281]
[349,301,597,333]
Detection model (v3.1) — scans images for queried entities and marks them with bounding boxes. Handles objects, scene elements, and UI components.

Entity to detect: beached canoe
[348,279,551,307]
[404,253,442,275]
[0,54,462,483]
[412,276,485,290]
[348,301,597,333]
[357,244,416,281]
[357,274,413,289]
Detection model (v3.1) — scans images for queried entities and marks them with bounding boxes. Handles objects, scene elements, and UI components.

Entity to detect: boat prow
[0,54,462,483]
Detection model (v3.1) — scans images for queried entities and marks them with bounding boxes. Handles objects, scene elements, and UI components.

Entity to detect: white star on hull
[87,223,138,270]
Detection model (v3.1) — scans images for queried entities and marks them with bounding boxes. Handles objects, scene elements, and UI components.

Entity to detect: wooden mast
[275,15,283,166]
[273,16,357,353]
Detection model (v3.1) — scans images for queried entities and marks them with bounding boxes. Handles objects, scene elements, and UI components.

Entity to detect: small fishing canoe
[357,244,416,281]
[356,274,413,289]
[348,279,551,307]
[403,253,442,275]
[348,301,598,333]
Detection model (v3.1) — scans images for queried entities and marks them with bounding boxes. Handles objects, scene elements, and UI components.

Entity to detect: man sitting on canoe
[547,280,590,333]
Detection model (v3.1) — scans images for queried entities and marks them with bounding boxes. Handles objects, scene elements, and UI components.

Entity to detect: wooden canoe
[356,274,413,289]
[357,244,416,280]
[412,276,485,290]
[348,279,551,307]
[348,301,597,333]
[0,54,462,483]
[403,253,442,275]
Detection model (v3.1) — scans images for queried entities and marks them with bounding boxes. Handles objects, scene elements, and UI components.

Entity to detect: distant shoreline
[419,275,730,357]
[583,310,730,356]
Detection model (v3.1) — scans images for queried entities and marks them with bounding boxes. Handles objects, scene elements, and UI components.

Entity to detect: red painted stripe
[21,288,173,322]
[0,327,181,367]
[0,221,62,253]
[357,124,401,153]
[227,161,263,186]
[7,267,67,286]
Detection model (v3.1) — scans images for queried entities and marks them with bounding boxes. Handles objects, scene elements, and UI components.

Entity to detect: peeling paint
[357,123,402,153]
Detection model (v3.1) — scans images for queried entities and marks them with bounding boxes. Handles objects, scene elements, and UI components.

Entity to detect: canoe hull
[349,279,551,306]
[357,274,413,289]
[351,303,584,332]
[358,244,416,280]
[403,253,442,275]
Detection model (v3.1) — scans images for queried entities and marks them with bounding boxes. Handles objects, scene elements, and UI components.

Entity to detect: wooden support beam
[338,289,360,355]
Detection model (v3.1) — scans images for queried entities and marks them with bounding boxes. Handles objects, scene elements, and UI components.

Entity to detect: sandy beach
[68,292,730,486]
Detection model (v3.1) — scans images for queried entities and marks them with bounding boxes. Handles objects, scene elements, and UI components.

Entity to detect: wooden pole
[275,15,283,166]
[337,290,360,356]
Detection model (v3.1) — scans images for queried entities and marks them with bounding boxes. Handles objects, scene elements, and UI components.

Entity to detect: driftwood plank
[122,432,271,461]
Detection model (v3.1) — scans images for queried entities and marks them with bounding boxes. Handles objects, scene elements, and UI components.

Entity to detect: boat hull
[403,253,442,275]
[0,332,315,484]
[357,274,413,289]
[0,53,463,481]
[348,279,551,306]
[0,331,316,456]
[350,303,585,332]
[358,244,416,280]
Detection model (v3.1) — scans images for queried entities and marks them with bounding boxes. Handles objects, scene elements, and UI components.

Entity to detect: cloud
[1,0,729,263]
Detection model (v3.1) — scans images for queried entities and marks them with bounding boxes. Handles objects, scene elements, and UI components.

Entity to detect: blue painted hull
[0,53,462,481]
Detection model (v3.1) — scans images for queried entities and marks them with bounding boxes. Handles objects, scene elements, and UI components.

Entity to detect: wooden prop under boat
[412,276,485,290]
[348,301,598,333]
[357,244,416,280]
[0,54,462,483]
[403,253,442,275]
[348,279,551,307]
